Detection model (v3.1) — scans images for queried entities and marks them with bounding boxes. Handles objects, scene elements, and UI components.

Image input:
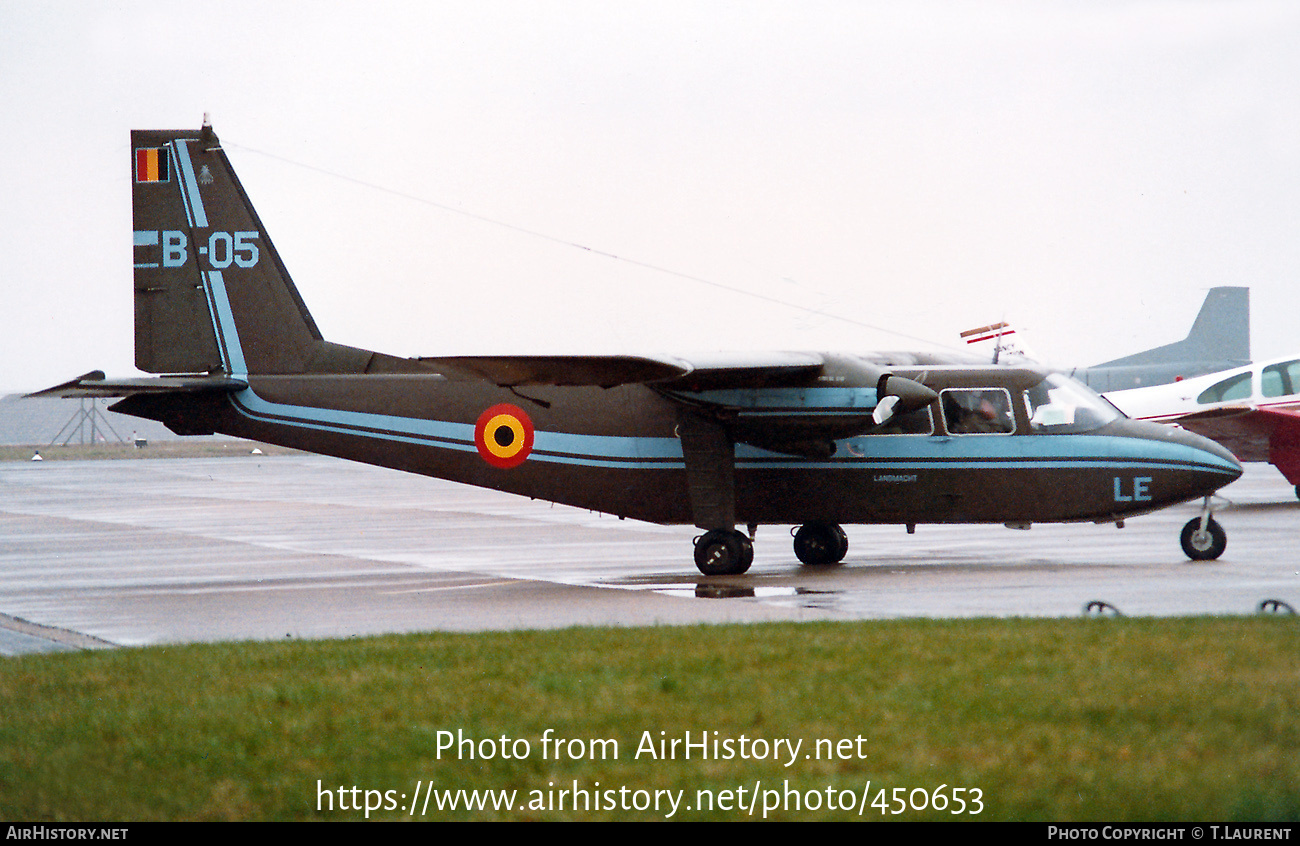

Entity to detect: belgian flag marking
[475,404,534,468]
[134,148,170,183]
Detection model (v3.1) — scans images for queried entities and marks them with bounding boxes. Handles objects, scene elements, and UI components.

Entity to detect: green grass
[1,618,1296,821]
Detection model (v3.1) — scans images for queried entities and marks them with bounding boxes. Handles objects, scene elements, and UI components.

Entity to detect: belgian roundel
[474,404,535,468]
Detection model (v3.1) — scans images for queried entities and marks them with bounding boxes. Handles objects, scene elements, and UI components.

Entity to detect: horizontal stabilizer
[26,371,248,399]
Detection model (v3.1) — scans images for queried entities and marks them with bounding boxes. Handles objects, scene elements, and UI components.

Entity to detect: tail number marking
[204,231,260,269]
[163,231,187,267]
[1113,476,1152,502]
[138,231,260,269]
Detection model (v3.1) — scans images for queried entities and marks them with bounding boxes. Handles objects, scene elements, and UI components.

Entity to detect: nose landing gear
[1180,496,1228,560]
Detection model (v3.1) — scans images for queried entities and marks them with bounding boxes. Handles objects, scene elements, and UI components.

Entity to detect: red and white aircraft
[1105,356,1300,499]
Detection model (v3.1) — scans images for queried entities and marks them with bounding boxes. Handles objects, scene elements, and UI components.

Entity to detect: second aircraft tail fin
[1093,287,1250,370]
[1074,286,1251,392]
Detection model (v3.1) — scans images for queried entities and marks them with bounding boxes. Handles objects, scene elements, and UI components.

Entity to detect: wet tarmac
[1,455,1296,654]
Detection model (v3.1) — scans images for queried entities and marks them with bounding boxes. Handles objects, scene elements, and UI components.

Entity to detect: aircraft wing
[26,370,249,399]
[419,352,936,457]
[418,352,825,389]
[1166,405,1300,464]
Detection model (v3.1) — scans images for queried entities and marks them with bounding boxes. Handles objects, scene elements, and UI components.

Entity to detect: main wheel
[793,522,848,566]
[694,529,753,575]
[1180,517,1226,561]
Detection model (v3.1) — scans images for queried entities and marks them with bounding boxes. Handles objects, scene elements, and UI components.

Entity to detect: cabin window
[1023,373,1120,433]
[1261,360,1300,398]
[1196,371,1252,404]
[940,388,1014,434]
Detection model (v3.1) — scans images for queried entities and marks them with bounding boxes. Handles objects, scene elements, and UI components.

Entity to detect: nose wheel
[1180,517,1226,560]
[1180,496,1227,560]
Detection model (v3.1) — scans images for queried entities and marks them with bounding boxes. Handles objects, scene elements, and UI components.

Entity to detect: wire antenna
[229,141,962,352]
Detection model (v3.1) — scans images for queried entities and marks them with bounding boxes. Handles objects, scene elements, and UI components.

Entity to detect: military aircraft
[1070,286,1250,393]
[33,121,1244,573]
[1106,356,1300,502]
[962,287,1251,393]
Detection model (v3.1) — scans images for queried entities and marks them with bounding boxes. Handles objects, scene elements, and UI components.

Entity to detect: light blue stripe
[236,388,471,443]
[206,271,246,376]
[230,382,681,460]
[170,146,195,228]
[738,459,1236,473]
[172,140,208,228]
[231,390,682,467]
[833,433,1240,473]
[737,410,875,418]
[223,385,1235,477]
[228,390,1239,476]
[527,453,682,469]
[539,430,680,458]
[200,271,230,372]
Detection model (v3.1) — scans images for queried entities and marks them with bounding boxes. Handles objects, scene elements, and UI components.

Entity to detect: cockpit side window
[940,388,1014,434]
[1261,360,1300,399]
[1196,371,1253,404]
[869,405,934,435]
[1023,373,1120,434]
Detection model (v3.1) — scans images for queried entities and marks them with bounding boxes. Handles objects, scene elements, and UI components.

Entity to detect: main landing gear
[1180,496,1227,561]
[693,529,754,576]
[692,522,851,576]
[792,522,848,567]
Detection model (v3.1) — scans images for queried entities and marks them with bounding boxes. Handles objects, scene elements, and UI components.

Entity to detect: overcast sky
[3,1,1299,392]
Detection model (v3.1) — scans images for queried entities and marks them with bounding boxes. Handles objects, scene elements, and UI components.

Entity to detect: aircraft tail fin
[131,120,384,377]
[1093,287,1250,370]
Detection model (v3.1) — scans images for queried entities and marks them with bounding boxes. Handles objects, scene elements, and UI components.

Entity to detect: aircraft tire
[694,529,753,576]
[1180,517,1227,561]
[793,522,848,566]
